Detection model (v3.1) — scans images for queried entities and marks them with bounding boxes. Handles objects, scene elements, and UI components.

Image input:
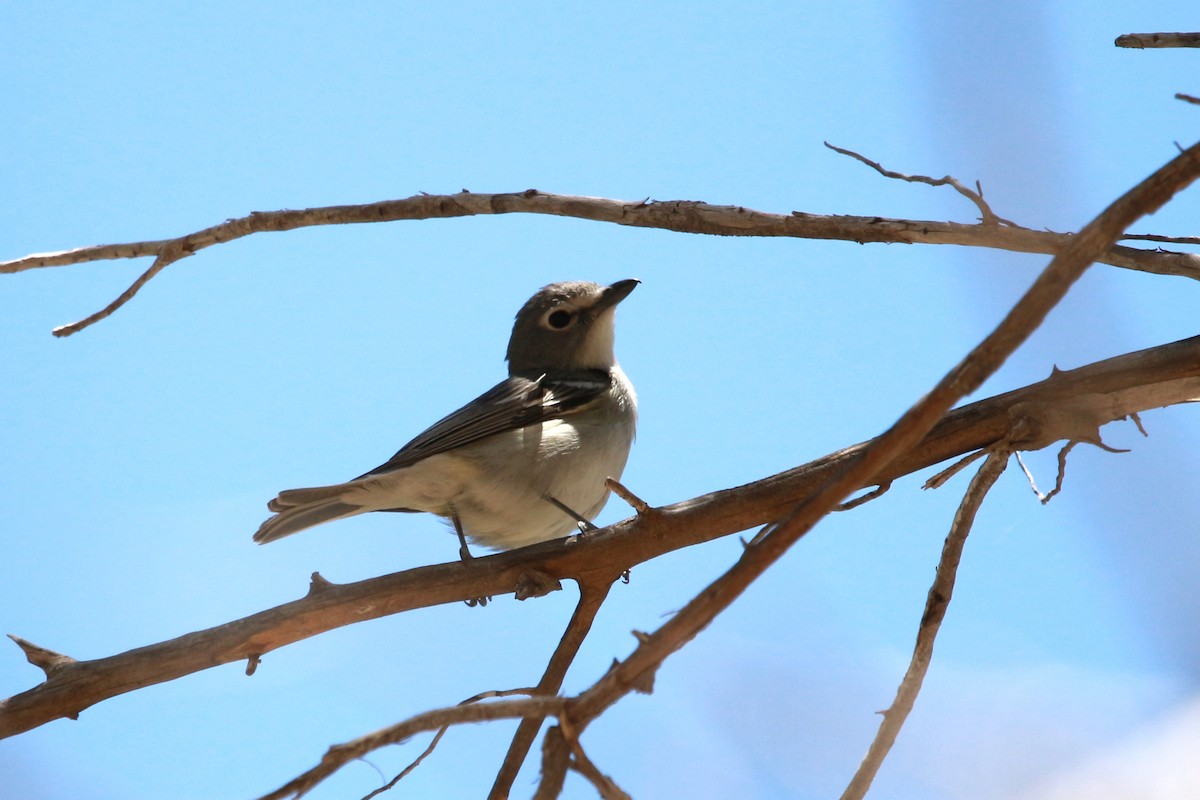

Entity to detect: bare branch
[360,729,443,800]
[361,688,535,800]
[50,244,184,337]
[1177,93,1200,106]
[568,745,632,800]
[256,697,566,800]
[5,335,1200,739]
[1122,232,1200,245]
[840,448,1010,800]
[564,139,1200,732]
[825,141,1018,226]
[1115,32,1200,48]
[490,580,615,799]
[5,184,1200,336]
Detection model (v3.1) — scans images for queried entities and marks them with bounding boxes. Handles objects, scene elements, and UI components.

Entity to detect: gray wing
[356,370,612,478]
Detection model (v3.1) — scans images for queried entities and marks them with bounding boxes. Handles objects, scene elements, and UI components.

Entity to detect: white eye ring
[544,308,574,330]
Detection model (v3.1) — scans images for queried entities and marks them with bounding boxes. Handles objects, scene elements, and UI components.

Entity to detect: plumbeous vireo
[254,279,638,553]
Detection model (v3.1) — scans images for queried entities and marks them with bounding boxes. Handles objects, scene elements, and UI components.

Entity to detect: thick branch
[4,186,1199,337]
[4,334,1199,739]
[564,139,1200,730]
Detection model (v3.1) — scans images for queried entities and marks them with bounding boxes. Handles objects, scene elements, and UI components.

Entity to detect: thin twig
[5,187,1200,337]
[824,141,1018,226]
[1177,93,1200,106]
[50,249,179,337]
[255,697,566,800]
[360,729,444,800]
[1039,441,1079,504]
[1014,451,1043,500]
[836,481,892,511]
[1122,232,1200,245]
[840,448,1009,800]
[923,449,987,490]
[361,688,536,799]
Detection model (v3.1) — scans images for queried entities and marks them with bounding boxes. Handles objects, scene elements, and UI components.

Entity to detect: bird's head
[506,279,639,373]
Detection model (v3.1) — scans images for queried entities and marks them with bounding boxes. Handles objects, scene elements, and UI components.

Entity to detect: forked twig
[825,141,1018,226]
[840,448,1009,800]
[360,688,536,799]
[489,579,616,799]
[256,696,565,800]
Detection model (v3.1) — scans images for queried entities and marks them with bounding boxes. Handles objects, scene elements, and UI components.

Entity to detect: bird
[253,279,639,556]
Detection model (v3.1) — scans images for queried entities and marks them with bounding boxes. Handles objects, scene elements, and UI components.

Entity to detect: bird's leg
[451,511,492,607]
[544,495,597,533]
[451,512,475,562]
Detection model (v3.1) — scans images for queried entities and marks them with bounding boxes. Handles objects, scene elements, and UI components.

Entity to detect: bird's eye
[547,309,573,329]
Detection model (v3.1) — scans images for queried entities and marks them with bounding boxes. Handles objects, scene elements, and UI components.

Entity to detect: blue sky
[3,3,1199,799]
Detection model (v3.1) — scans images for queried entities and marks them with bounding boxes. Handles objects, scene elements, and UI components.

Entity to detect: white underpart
[337,365,636,549]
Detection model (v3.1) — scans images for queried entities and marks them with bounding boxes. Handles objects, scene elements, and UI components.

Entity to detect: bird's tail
[254,485,363,544]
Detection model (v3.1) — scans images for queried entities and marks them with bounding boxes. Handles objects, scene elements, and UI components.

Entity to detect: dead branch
[1115,32,1200,49]
[824,142,1018,226]
[489,579,616,798]
[362,688,535,799]
[5,184,1200,337]
[562,138,1200,743]
[84,141,1200,798]
[1122,232,1200,244]
[841,448,1010,800]
[256,696,567,800]
[4,334,1200,739]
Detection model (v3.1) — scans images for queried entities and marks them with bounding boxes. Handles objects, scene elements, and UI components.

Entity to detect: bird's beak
[596,279,640,312]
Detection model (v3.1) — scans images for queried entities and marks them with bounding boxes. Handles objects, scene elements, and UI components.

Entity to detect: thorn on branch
[1130,411,1149,437]
[630,666,656,695]
[246,654,263,676]
[307,571,334,596]
[8,634,77,677]
[743,522,774,548]
[604,477,651,514]
[924,450,988,490]
[836,481,893,510]
[515,569,563,601]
